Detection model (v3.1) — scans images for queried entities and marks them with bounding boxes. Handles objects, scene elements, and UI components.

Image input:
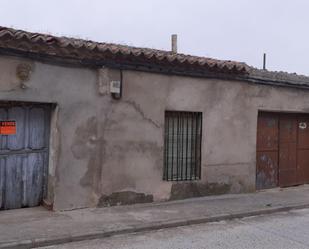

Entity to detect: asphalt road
[41,208,309,249]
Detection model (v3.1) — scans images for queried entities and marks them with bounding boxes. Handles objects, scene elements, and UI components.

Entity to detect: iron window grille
[163,111,202,181]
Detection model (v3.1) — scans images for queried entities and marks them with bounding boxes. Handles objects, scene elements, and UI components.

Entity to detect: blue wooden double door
[0,103,51,210]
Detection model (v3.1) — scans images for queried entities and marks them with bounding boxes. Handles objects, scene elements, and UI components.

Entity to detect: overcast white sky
[0,0,308,75]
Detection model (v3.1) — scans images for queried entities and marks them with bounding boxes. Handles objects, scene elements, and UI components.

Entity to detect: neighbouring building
[0,26,309,211]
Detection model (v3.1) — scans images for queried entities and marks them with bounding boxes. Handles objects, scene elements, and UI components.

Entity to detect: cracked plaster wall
[2,54,309,210]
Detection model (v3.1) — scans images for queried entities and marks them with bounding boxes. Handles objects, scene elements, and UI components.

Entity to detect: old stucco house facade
[0,26,309,211]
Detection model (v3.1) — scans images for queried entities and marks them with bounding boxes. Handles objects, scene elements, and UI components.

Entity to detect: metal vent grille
[164,111,202,181]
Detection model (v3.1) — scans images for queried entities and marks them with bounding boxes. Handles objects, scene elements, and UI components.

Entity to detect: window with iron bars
[163,111,202,181]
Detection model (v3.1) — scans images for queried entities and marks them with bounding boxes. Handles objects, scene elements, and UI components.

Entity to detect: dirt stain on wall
[71,117,103,197]
[98,191,153,207]
[170,182,231,200]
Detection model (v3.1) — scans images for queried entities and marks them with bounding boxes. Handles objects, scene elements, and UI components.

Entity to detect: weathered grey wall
[1,54,309,210]
[0,55,101,210]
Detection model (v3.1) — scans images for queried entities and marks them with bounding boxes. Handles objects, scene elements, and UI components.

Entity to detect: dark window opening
[164,111,202,181]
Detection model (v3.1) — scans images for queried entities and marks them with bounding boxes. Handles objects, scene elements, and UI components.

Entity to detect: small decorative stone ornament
[16,63,32,83]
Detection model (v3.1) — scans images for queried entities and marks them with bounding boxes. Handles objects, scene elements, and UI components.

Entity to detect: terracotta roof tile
[249,68,309,87]
[0,26,249,74]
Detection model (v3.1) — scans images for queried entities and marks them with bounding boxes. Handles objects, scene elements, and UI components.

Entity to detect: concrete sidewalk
[1,185,309,249]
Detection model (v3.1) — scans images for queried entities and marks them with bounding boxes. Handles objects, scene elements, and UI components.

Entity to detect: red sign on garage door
[0,121,16,135]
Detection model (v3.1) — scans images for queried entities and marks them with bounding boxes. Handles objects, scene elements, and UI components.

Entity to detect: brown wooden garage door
[0,103,51,210]
[257,112,309,190]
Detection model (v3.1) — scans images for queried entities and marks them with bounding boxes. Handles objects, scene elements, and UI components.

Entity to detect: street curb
[1,203,309,249]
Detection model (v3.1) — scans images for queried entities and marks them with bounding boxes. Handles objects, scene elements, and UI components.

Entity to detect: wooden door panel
[256,113,279,190]
[298,117,309,149]
[0,104,50,210]
[257,113,279,151]
[29,108,46,150]
[0,109,7,150]
[7,107,25,151]
[4,155,24,209]
[279,142,297,170]
[279,115,298,187]
[279,142,297,186]
[297,116,309,184]
[256,151,278,189]
[297,150,309,184]
[23,153,45,207]
[279,116,297,143]
[0,157,5,208]
[258,112,309,190]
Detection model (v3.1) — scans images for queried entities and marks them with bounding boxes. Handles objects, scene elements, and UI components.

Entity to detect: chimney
[171,34,177,53]
[263,53,266,70]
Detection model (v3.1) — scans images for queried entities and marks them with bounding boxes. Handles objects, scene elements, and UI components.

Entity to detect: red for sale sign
[0,121,16,135]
